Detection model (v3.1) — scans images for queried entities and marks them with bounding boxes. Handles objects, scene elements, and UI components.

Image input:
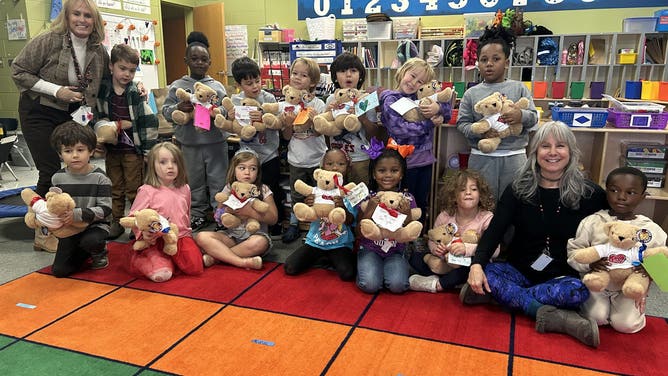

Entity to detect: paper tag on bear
[355,91,379,117]
[71,105,94,126]
[293,108,310,125]
[345,182,369,207]
[331,101,354,118]
[488,113,509,132]
[224,194,251,210]
[193,104,211,130]
[234,105,256,126]
[379,239,396,253]
[447,253,472,267]
[389,97,418,116]
[371,205,407,232]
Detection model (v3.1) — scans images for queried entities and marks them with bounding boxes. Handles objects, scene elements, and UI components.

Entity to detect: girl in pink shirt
[408,169,497,292]
[126,142,204,282]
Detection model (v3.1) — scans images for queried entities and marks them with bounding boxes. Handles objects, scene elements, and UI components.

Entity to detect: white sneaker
[409,274,439,293]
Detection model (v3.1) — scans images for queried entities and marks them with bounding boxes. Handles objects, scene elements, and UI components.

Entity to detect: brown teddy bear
[261,85,310,130]
[21,187,88,239]
[293,169,356,225]
[119,208,179,255]
[403,80,454,123]
[92,120,133,158]
[571,221,668,300]
[214,97,272,141]
[470,92,530,153]
[313,88,366,136]
[171,82,221,126]
[214,181,270,234]
[423,224,479,274]
[359,191,423,243]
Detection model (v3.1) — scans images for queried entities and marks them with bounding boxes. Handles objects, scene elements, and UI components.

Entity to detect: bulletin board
[100,13,159,91]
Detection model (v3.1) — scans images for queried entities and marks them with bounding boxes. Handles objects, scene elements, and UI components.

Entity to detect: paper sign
[447,253,472,267]
[224,194,251,210]
[643,253,668,292]
[371,205,407,232]
[345,182,369,207]
[71,105,94,126]
[16,303,36,309]
[193,104,211,130]
[234,105,256,126]
[293,109,310,125]
[389,97,418,116]
[356,91,379,116]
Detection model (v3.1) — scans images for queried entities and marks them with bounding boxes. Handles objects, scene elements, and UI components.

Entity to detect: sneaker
[281,225,300,243]
[202,254,216,268]
[214,224,227,232]
[190,216,207,231]
[107,221,125,240]
[90,255,109,270]
[413,236,428,253]
[459,282,492,305]
[269,224,283,240]
[409,274,439,293]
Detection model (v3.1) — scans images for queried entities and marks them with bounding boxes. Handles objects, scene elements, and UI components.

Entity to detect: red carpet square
[27,288,221,365]
[234,267,372,324]
[128,262,277,302]
[514,314,667,375]
[153,305,350,375]
[360,291,511,352]
[327,328,509,375]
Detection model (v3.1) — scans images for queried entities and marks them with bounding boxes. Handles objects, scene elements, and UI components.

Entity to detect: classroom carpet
[0,242,666,375]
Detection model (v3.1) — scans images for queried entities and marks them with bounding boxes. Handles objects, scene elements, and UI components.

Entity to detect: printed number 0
[313,0,330,16]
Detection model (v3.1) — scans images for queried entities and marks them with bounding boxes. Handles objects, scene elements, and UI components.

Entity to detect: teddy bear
[119,208,179,255]
[470,92,530,153]
[171,82,221,126]
[359,191,423,244]
[293,168,356,225]
[313,88,366,136]
[423,224,479,274]
[214,97,272,141]
[261,85,310,130]
[403,80,454,123]
[571,221,668,300]
[92,120,133,158]
[214,181,270,234]
[21,187,88,239]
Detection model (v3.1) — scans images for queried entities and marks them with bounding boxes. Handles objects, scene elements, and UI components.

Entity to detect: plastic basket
[607,108,668,129]
[551,107,608,128]
[306,14,335,41]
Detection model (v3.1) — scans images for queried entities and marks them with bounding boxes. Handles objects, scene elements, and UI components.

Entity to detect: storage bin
[625,81,642,99]
[533,81,547,99]
[367,21,392,40]
[454,82,466,99]
[551,81,566,99]
[641,81,659,100]
[589,81,605,99]
[617,53,637,64]
[607,108,668,129]
[523,81,532,92]
[656,10,668,31]
[551,107,608,128]
[621,158,667,175]
[282,29,295,43]
[659,82,668,101]
[570,81,585,99]
[647,174,666,188]
[448,109,458,125]
[623,17,658,33]
[259,29,281,42]
[622,142,668,160]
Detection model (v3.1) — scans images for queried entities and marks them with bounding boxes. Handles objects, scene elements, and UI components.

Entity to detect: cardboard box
[282,29,295,43]
[259,29,281,43]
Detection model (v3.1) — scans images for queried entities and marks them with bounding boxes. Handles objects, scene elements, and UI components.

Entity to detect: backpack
[536,37,558,66]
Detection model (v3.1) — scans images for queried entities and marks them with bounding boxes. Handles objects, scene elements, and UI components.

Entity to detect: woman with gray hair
[460,121,607,347]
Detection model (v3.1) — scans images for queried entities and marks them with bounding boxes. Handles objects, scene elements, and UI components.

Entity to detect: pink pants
[128,236,203,281]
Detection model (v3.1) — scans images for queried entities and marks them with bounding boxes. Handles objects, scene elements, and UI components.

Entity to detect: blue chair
[0,118,33,169]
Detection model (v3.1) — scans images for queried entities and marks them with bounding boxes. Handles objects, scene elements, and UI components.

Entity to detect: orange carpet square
[27,288,221,365]
[512,357,616,376]
[234,267,372,324]
[327,328,509,375]
[360,292,511,352]
[0,273,115,337]
[152,305,350,375]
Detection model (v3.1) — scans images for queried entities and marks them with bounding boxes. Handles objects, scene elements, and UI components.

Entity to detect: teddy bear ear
[602,221,616,234]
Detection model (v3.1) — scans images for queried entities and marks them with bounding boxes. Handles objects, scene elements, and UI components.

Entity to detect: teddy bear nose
[389,200,394,205]
[618,236,625,241]
[325,180,330,185]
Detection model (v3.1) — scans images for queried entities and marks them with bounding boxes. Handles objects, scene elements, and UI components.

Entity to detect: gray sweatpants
[182,142,229,219]
[468,152,527,201]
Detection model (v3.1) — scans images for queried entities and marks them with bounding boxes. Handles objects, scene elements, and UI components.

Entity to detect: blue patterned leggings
[485,263,589,314]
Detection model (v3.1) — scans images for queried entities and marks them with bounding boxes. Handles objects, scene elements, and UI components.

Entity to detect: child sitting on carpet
[126,142,203,282]
[408,169,497,293]
[356,142,416,294]
[567,167,667,333]
[283,148,357,281]
[196,148,278,270]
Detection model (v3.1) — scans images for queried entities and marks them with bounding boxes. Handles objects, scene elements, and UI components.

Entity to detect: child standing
[162,31,228,231]
[284,149,357,281]
[95,43,159,239]
[356,147,415,294]
[380,57,451,225]
[326,52,379,185]
[196,149,278,270]
[408,169,497,292]
[127,142,203,282]
[456,26,538,200]
[281,57,327,243]
[228,57,284,238]
[49,121,112,277]
[567,167,667,333]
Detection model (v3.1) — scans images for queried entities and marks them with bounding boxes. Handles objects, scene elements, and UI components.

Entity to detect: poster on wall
[225,25,249,77]
[6,19,27,40]
[298,0,668,20]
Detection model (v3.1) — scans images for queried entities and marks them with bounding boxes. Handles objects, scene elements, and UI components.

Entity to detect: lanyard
[67,33,92,103]
[537,190,561,256]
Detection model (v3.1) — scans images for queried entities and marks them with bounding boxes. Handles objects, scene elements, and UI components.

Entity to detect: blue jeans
[356,248,409,294]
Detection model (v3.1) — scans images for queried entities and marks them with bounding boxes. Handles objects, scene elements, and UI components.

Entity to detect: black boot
[535,305,599,348]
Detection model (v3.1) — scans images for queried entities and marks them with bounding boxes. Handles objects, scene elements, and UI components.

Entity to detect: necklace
[540,174,562,183]
[538,189,561,256]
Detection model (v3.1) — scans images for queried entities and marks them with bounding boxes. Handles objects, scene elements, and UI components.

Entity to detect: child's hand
[500,106,522,124]
[419,101,440,119]
[431,242,447,258]
[303,194,315,206]
[447,241,466,256]
[94,143,106,156]
[227,106,236,120]
[588,257,610,272]
[177,101,194,113]
[249,109,263,123]
[59,209,74,226]
[307,107,317,121]
[331,196,344,208]
[281,112,296,126]
[431,115,444,126]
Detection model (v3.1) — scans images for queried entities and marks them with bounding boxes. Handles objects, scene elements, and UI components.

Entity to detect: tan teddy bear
[403,80,454,123]
[171,82,221,126]
[261,85,310,130]
[21,187,88,239]
[423,224,479,274]
[293,169,356,225]
[214,181,270,234]
[92,120,133,158]
[359,191,423,243]
[571,221,668,300]
[119,208,179,255]
[214,97,272,141]
[313,88,366,136]
[470,92,530,153]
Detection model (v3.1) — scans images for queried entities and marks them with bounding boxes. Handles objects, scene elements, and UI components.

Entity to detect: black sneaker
[91,255,109,270]
[190,216,207,231]
[107,221,125,240]
[269,224,283,240]
[281,225,300,243]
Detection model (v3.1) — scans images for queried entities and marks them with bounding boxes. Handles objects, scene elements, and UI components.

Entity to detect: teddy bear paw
[148,268,173,282]
[343,115,362,133]
[246,220,261,234]
[329,208,346,225]
[360,219,382,240]
[172,111,189,125]
[221,213,242,229]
